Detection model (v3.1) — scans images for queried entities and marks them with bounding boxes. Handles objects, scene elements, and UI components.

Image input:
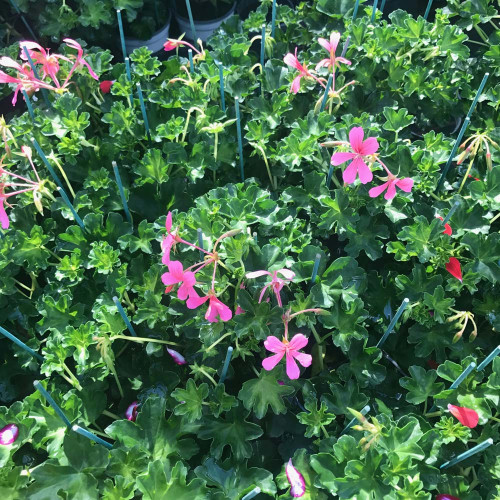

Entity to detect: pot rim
[174,1,236,25]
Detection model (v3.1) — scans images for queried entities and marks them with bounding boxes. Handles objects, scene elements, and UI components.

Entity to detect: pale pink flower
[283,48,313,94]
[161,261,197,300]
[262,334,312,380]
[0,187,10,229]
[331,127,378,184]
[368,174,413,200]
[187,291,233,323]
[286,459,306,497]
[316,32,351,72]
[167,348,187,365]
[161,212,180,264]
[125,401,139,421]
[63,38,98,80]
[20,41,70,86]
[0,424,19,445]
[246,268,295,307]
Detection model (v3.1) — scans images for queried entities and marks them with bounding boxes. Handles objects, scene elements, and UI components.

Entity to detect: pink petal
[186,294,209,309]
[286,459,306,498]
[446,257,462,282]
[276,269,295,280]
[359,136,379,155]
[318,37,331,52]
[283,53,298,68]
[0,200,9,229]
[331,152,355,166]
[167,348,187,365]
[342,159,358,184]
[161,272,178,286]
[264,336,285,353]
[215,298,233,322]
[178,283,195,301]
[293,352,312,368]
[235,306,245,315]
[384,180,397,200]
[288,333,309,350]
[396,177,414,193]
[336,57,352,65]
[329,32,341,53]
[246,270,272,279]
[286,351,301,379]
[262,352,285,371]
[165,212,173,232]
[369,181,389,198]
[258,284,270,304]
[356,158,373,184]
[0,424,19,445]
[436,495,461,500]
[349,127,365,153]
[448,404,479,428]
[125,401,139,421]
[291,75,302,94]
[167,260,183,279]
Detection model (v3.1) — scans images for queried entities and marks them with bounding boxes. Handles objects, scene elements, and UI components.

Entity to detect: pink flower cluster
[161,212,236,323]
[0,39,98,106]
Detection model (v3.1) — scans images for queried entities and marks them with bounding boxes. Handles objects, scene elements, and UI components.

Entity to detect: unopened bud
[486,152,492,171]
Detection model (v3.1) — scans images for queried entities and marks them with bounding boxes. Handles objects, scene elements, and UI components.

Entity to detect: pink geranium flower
[187,291,233,323]
[246,268,295,307]
[63,38,98,81]
[125,401,139,421]
[167,348,187,365]
[20,41,69,85]
[0,424,19,445]
[161,260,197,300]
[331,127,378,184]
[436,495,460,500]
[100,80,114,93]
[286,459,306,497]
[262,334,312,380]
[446,257,462,282]
[369,174,414,200]
[283,48,314,94]
[316,32,351,72]
[448,404,479,429]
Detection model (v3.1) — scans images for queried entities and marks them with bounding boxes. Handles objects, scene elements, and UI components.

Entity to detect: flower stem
[206,332,232,352]
[49,154,76,198]
[111,335,180,346]
[199,368,218,387]
[102,409,121,420]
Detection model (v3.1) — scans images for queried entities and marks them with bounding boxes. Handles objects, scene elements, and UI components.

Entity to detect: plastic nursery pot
[125,9,172,54]
[174,0,237,42]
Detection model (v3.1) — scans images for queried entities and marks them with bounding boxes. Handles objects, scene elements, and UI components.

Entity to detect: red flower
[99,80,114,93]
[445,257,462,282]
[436,215,452,236]
[448,404,479,428]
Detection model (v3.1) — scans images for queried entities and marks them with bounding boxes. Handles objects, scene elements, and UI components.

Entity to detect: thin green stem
[206,332,232,352]
[111,335,180,346]
[103,410,121,420]
[62,363,83,391]
[199,368,218,387]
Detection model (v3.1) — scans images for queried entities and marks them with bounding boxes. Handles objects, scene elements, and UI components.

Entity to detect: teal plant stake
[235,97,244,180]
[260,24,266,69]
[136,83,151,144]
[0,325,43,361]
[423,0,434,20]
[21,90,35,120]
[450,362,476,390]
[352,0,361,21]
[435,117,470,191]
[477,345,500,371]
[22,46,51,108]
[57,187,85,231]
[311,254,321,284]
[125,58,132,82]
[242,487,261,500]
[184,0,197,41]
[320,74,333,112]
[197,228,204,258]
[8,0,38,41]
[112,161,132,223]
[253,232,257,243]
[33,381,72,428]
[376,298,410,348]
[188,49,194,73]
[217,62,226,112]
[443,201,460,225]
[219,346,234,383]
[271,0,277,37]
[341,404,370,435]
[31,138,64,191]
[116,10,127,61]
[380,0,387,13]
[440,438,493,470]
[326,165,334,188]
[72,425,113,449]
[341,36,350,58]
[113,296,137,337]
[465,73,489,120]
[371,0,378,22]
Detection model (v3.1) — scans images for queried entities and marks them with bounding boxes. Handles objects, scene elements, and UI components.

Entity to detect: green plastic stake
[352,0,361,20]
[320,74,333,113]
[0,325,43,361]
[423,0,434,20]
[184,0,197,41]
[188,49,194,72]
[219,346,234,383]
[217,62,226,112]
[310,253,321,284]
[371,0,378,22]
[376,298,410,348]
[341,404,370,435]
[271,0,277,37]
[72,425,113,449]
[242,487,261,500]
[22,46,51,108]
[116,10,127,61]
[380,0,387,13]
[326,165,334,188]
[260,24,266,70]
[440,438,493,470]
[125,57,132,82]
[450,362,476,390]
[113,296,137,337]
[136,83,151,144]
[465,73,489,121]
[21,90,35,120]
[477,345,500,371]
[435,117,470,191]
[9,0,38,41]
[112,161,132,223]
[33,380,72,428]
[442,201,460,225]
[235,97,244,180]
[30,138,64,191]
[57,187,85,231]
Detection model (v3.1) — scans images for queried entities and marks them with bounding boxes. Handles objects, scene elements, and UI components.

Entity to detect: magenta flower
[283,48,314,94]
[368,174,413,200]
[286,459,306,497]
[0,424,19,445]
[316,32,351,72]
[331,127,379,184]
[246,268,295,307]
[235,305,245,315]
[20,41,69,85]
[262,334,312,380]
[125,401,139,422]
[63,38,98,81]
[167,348,187,365]
[161,261,197,300]
[187,291,233,323]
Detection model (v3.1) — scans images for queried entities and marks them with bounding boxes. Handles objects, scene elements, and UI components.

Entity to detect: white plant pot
[175,2,236,42]
[125,11,171,54]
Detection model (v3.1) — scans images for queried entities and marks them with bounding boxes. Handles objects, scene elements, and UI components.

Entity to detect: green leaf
[382,107,415,134]
[423,286,455,323]
[118,219,155,254]
[379,417,425,460]
[400,366,444,405]
[297,400,335,438]
[321,379,369,416]
[172,379,209,422]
